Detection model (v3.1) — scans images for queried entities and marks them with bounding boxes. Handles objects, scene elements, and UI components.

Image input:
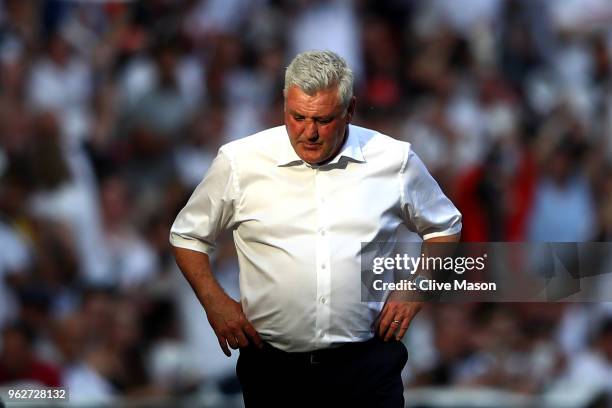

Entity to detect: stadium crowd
[0,0,611,406]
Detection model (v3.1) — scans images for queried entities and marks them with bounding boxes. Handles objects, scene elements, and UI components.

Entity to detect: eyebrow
[288,110,338,121]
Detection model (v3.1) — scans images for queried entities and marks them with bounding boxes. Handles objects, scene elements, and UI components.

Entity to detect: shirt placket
[313,167,332,346]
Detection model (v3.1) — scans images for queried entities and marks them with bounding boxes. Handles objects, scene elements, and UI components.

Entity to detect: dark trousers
[236,336,408,408]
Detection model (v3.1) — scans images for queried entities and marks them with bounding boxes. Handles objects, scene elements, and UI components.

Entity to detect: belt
[246,336,380,366]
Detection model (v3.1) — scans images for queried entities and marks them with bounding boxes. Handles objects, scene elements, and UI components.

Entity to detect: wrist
[200,283,228,308]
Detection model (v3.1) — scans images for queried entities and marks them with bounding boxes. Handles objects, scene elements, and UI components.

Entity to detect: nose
[304,120,318,141]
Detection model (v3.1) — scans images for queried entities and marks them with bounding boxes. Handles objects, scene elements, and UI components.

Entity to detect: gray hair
[284,50,354,108]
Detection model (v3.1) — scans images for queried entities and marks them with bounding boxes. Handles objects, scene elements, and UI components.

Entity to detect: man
[170,50,461,407]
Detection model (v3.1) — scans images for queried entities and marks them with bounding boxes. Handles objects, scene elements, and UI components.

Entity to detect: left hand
[377,292,423,341]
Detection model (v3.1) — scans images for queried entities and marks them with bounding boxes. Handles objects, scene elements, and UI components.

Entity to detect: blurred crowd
[0,0,612,406]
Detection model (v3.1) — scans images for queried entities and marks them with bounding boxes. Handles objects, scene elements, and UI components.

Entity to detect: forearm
[413,231,461,301]
[378,233,461,340]
[172,245,262,354]
[171,246,226,308]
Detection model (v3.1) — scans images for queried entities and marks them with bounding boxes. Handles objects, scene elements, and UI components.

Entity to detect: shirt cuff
[422,222,462,241]
[169,233,215,255]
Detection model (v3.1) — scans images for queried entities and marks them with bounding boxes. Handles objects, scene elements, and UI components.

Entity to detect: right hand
[204,292,263,356]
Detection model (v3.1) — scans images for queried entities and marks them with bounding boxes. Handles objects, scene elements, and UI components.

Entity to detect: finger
[217,335,231,357]
[234,329,249,348]
[377,306,391,337]
[376,306,387,337]
[243,323,264,348]
[225,321,242,349]
[395,318,411,341]
[384,318,401,342]
[378,304,396,338]
[394,303,422,340]
[227,335,239,349]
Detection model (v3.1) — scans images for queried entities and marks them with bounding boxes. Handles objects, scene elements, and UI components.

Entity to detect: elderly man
[170,50,461,407]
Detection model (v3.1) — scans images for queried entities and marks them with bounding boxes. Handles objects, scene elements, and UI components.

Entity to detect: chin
[299,152,322,164]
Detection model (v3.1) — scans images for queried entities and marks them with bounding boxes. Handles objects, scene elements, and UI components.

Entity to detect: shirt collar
[277,124,366,167]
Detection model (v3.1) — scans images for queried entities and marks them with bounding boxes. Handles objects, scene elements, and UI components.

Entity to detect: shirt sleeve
[400,148,462,240]
[169,148,237,254]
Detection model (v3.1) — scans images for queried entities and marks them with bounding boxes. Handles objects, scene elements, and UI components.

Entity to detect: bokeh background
[0,0,611,406]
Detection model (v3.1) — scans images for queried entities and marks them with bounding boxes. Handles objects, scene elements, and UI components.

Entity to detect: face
[284,85,355,165]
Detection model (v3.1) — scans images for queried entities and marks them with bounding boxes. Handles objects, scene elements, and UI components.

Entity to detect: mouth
[301,142,321,150]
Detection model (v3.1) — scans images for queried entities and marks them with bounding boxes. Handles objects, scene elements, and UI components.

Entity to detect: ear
[345,96,356,123]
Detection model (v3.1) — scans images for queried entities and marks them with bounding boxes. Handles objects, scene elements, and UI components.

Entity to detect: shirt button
[320,297,327,304]
[321,264,326,269]
[320,230,326,236]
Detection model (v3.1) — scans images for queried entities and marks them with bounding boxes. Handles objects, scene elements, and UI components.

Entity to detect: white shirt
[170,124,461,352]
